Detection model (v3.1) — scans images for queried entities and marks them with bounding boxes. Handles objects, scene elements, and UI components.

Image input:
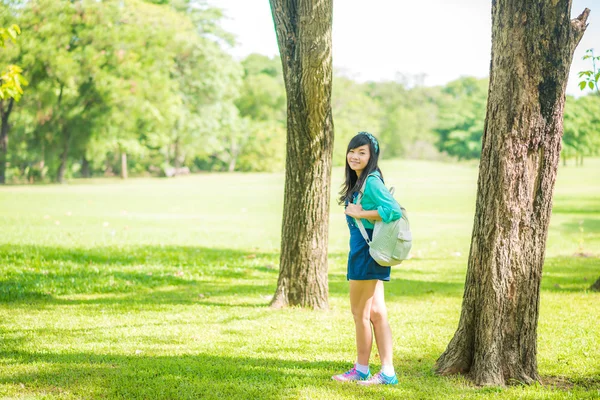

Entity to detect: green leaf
[579,81,587,90]
[589,81,595,90]
[7,27,17,41]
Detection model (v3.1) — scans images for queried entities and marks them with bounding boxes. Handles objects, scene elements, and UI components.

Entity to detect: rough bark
[435,2,589,386]
[590,277,600,292]
[269,0,333,309]
[0,98,14,184]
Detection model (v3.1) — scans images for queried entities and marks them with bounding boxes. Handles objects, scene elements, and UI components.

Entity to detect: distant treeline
[0,0,598,183]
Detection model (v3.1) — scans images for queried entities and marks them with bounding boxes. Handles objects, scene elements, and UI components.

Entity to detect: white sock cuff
[355,362,369,374]
[381,364,395,376]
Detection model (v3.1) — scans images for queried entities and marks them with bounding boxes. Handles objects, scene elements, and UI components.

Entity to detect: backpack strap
[354,173,380,245]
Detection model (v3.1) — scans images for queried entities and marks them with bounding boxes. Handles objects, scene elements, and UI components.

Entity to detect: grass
[0,158,599,399]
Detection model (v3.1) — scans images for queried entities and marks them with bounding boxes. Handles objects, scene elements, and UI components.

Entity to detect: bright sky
[211,0,599,96]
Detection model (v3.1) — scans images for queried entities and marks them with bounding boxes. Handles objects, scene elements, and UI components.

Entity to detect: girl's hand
[345,203,364,218]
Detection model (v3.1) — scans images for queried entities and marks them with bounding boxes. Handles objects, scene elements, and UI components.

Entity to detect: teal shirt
[353,171,402,229]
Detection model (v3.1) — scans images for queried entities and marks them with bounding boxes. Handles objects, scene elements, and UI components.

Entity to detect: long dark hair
[338,132,383,205]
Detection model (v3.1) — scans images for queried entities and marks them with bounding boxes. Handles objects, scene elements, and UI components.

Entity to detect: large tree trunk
[435,2,589,386]
[0,98,14,184]
[269,0,333,309]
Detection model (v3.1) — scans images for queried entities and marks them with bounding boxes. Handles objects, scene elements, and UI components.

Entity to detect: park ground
[0,158,599,399]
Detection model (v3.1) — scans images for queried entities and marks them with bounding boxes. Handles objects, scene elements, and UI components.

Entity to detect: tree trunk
[81,156,91,178]
[269,0,333,309]
[227,156,236,173]
[590,277,600,292]
[120,151,128,180]
[0,98,14,184]
[56,130,70,184]
[39,142,46,180]
[174,137,182,172]
[435,2,589,386]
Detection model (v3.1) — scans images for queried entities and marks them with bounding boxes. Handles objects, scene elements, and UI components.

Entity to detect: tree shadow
[558,217,600,235]
[542,256,600,292]
[1,348,597,399]
[0,244,280,306]
[552,197,600,215]
[0,350,340,399]
[2,244,596,308]
[329,276,465,298]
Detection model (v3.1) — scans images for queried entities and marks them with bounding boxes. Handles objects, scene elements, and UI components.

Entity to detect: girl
[332,132,401,386]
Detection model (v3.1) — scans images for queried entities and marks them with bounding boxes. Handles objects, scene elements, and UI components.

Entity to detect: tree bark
[435,2,589,386]
[269,0,333,309]
[0,98,15,184]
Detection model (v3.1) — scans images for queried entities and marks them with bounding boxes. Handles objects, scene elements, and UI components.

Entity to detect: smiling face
[347,144,370,176]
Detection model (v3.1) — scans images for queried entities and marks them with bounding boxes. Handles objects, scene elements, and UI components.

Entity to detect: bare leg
[370,280,393,367]
[349,279,378,365]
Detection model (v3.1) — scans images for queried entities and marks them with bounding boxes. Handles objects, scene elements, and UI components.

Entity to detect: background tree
[562,94,600,165]
[434,77,488,160]
[366,78,439,159]
[269,0,333,309]
[577,48,600,292]
[332,76,381,164]
[435,1,589,386]
[0,21,26,184]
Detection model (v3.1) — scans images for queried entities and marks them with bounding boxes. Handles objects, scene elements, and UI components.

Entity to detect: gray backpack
[355,174,412,266]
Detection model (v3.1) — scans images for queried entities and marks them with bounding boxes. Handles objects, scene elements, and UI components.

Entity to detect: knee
[369,307,387,325]
[351,307,370,325]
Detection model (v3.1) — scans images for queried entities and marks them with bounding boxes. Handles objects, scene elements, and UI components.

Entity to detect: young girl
[332,132,401,386]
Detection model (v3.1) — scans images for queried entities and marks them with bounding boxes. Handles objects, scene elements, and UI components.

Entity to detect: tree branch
[571,8,590,39]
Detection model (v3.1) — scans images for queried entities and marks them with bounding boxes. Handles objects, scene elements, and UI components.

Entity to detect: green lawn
[0,158,599,399]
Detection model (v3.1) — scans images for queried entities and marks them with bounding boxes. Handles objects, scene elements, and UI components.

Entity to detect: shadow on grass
[0,244,280,306]
[552,196,600,215]
[330,277,465,298]
[1,348,598,399]
[559,217,600,235]
[542,256,600,292]
[0,244,469,306]
[2,244,597,307]
[0,350,442,400]
[0,350,339,400]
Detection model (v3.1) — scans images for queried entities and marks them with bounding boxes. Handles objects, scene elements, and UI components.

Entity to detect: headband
[359,131,379,154]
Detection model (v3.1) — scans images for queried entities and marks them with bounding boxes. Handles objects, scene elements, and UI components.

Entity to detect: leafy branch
[578,48,600,94]
[0,24,28,101]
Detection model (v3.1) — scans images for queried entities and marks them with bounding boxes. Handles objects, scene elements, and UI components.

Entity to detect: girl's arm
[364,175,402,222]
[344,204,382,221]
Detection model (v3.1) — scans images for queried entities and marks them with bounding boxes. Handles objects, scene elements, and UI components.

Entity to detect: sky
[208,0,600,96]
